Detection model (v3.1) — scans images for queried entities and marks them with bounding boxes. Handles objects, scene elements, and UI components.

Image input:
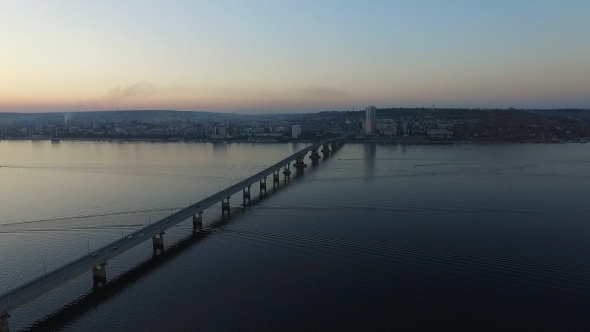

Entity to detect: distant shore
[0,137,302,144]
[0,137,588,144]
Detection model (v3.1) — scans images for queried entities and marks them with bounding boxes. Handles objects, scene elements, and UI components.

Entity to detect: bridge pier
[152,232,165,250]
[0,314,9,332]
[273,170,280,188]
[322,144,331,154]
[310,148,321,166]
[294,156,307,170]
[260,177,267,195]
[192,212,203,231]
[243,186,251,205]
[222,197,231,217]
[92,263,107,287]
[283,163,291,182]
[310,149,321,162]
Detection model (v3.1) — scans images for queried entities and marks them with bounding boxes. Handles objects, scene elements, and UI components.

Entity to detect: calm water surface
[1,141,590,331]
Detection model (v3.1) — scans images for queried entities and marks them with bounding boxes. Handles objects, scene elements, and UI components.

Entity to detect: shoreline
[0,137,588,145]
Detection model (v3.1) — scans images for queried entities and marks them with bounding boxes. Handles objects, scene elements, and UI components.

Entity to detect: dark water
[3,141,590,331]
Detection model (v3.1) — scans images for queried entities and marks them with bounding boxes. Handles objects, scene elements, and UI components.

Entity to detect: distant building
[427,129,453,138]
[292,125,301,139]
[364,106,376,135]
[382,127,398,137]
[216,126,227,137]
[377,123,398,137]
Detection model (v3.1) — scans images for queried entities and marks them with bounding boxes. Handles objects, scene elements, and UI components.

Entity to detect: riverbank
[1,137,589,144]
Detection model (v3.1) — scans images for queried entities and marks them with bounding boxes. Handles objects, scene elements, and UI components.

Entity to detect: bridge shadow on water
[22,150,337,332]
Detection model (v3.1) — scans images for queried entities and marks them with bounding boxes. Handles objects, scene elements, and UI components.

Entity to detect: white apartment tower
[292,125,302,139]
[364,106,376,135]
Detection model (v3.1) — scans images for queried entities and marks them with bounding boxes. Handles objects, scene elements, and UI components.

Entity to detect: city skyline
[2,1,590,113]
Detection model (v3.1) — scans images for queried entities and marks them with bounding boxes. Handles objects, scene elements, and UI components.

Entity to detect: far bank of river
[0,137,590,144]
[2,137,590,145]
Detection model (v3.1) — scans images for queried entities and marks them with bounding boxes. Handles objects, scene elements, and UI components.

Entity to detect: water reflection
[363,143,376,181]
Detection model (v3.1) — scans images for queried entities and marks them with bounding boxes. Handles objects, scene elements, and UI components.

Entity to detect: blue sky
[1,0,589,112]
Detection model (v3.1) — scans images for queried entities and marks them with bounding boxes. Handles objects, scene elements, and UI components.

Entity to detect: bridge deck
[0,139,341,317]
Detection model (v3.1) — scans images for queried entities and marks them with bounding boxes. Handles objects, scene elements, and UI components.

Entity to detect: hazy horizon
[2,1,589,113]
[1,106,590,117]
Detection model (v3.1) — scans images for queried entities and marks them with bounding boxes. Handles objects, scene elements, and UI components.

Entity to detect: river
[1,140,590,330]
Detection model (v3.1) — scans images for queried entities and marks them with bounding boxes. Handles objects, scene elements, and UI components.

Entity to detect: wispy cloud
[299,87,348,97]
[105,83,158,100]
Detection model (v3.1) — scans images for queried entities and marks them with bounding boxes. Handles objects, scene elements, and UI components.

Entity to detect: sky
[1,0,589,113]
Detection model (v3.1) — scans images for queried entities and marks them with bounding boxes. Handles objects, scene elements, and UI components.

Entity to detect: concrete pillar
[322,144,330,154]
[273,170,280,188]
[310,149,321,161]
[260,177,267,195]
[92,263,107,286]
[222,197,231,217]
[283,163,291,182]
[152,232,165,250]
[192,212,203,231]
[243,186,251,205]
[0,314,9,332]
[294,156,307,170]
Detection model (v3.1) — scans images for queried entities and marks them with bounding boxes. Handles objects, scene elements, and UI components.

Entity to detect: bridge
[0,138,344,332]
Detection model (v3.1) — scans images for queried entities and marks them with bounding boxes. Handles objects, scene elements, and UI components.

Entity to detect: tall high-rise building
[218,126,227,137]
[292,125,301,139]
[364,106,376,135]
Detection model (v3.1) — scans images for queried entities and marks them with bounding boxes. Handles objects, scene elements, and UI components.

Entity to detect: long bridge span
[0,138,344,331]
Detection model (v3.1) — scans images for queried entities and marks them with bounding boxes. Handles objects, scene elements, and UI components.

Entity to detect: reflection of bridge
[0,138,344,331]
